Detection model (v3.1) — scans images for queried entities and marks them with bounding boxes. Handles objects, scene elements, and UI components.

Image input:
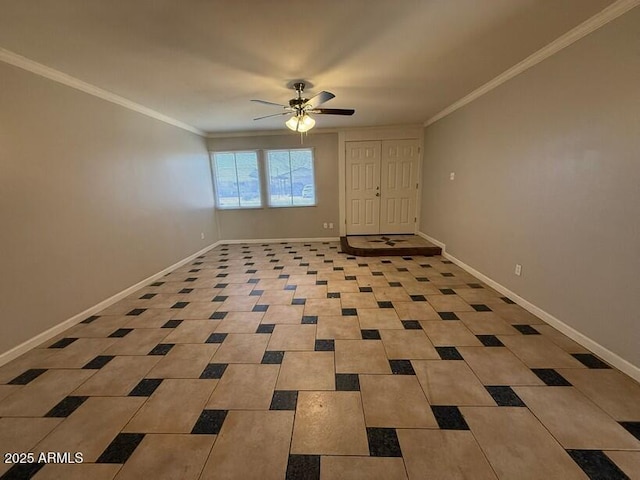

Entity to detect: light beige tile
[34,464,121,480]
[288,274,319,286]
[372,287,412,302]
[267,325,316,351]
[211,334,269,363]
[293,285,327,299]
[124,379,216,433]
[207,364,279,410]
[398,430,497,480]
[256,278,288,290]
[360,375,437,428]
[534,324,590,353]
[215,312,263,333]
[220,284,255,296]
[557,369,640,421]
[277,352,335,390]
[380,330,439,359]
[259,290,295,305]
[356,275,391,287]
[0,369,94,417]
[0,385,21,403]
[219,295,259,312]
[147,344,218,378]
[335,340,391,374]
[65,316,130,337]
[304,298,342,316]
[162,320,220,343]
[457,347,544,385]
[413,360,495,406]
[461,407,587,480]
[492,304,545,324]
[421,321,483,346]
[457,311,520,335]
[317,315,361,339]
[262,305,305,324]
[36,397,145,462]
[202,411,294,480]
[0,349,54,383]
[114,434,215,480]
[327,280,360,293]
[124,309,177,329]
[401,282,441,296]
[499,335,585,369]
[74,355,160,396]
[605,451,640,480]
[357,308,404,329]
[426,295,474,312]
[340,292,379,309]
[42,338,117,368]
[104,329,169,356]
[0,418,63,475]
[513,386,640,450]
[321,456,407,480]
[291,391,369,455]
[393,301,440,320]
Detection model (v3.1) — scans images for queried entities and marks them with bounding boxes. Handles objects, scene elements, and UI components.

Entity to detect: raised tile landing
[341,235,442,257]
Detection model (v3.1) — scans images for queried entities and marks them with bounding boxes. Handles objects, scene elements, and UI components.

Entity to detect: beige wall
[207,133,339,239]
[0,62,217,355]
[420,9,640,368]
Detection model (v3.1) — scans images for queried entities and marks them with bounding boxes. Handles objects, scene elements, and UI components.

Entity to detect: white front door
[379,139,420,234]
[345,141,380,235]
[345,139,420,235]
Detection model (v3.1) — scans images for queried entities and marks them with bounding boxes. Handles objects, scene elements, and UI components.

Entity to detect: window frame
[264,147,317,208]
[210,150,263,210]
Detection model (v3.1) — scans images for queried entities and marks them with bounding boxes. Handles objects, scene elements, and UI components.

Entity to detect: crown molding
[425,0,640,127]
[205,123,424,139]
[0,47,205,137]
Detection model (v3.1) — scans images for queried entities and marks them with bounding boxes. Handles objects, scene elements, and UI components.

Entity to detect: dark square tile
[149,282,164,287]
[335,373,360,391]
[316,280,328,286]
[140,293,156,299]
[421,264,432,269]
[148,344,174,356]
[377,301,394,309]
[44,396,88,418]
[257,323,275,334]
[278,274,290,279]
[485,386,526,407]
[402,320,422,330]
[206,333,228,344]
[441,273,455,277]
[292,298,306,305]
[367,428,402,457]
[285,285,297,291]
[8,368,48,385]
[389,359,415,375]
[471,304,491,312]
[210,311,227,320]
[513,324,540,335]
[342,308,357,316]
[247,278,259,284]
[438,312,459,321]
[286,454,320,480]
[345,275,356,281]
[81,315,100,324]
[270,390,298,411]
[402,257,413,260]
[301,316,318,325]
[327,292,341,299]
[171,302,189,309]
[620,422,640,441]
[416,277,430,282]
[388,282,402,287]
[48,337,78,349]
[567,450,628,480]
[359,287,373,293]
[162,319,183,329]
[314,339,335,352]
[96,433,145,464]
[396,268,408,272]
[431,405,469,430]
[468,283,483,289]
[109,328,133,338]
[501,296,516,304]
[436,346,464,360]
[572,353,611,369]
[191,409,228,435]
[410,295,426,302]
[249,289,264,296]
[212,296,228,302]
[532,369,572,386]
[128,378,163,397]
[307,271,318,275]
[214,283,228,288]
[442,260,453,264]
[185,277,198,282]
[439,288,456,295]
[361,329,381,340]
[261,351,284,364]
[333,267,344,271]
[252,304,269,312]
[179,288,193,294]
[372,272,384,276]
[381,260,392,264]
[200,363,228,379]
[476,335,504,347]
[127,308,147,316]
[82,355,115,369]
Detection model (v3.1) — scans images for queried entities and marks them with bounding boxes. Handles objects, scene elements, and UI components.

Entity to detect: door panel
[379,139,419,234]
[346,141,380,235]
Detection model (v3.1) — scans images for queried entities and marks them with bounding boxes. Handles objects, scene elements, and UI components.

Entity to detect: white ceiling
[0,0,614,133]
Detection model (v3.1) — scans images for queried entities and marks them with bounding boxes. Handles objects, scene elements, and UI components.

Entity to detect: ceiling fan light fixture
[286,113,315,132]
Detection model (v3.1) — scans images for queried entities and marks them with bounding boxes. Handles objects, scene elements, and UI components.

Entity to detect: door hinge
[416,183,418,189]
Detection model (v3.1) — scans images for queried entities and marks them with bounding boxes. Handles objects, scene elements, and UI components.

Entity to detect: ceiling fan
[251,82,355,133]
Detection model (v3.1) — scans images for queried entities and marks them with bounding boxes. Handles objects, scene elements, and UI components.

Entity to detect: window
[266,148,316,207]
[212,151,261,208]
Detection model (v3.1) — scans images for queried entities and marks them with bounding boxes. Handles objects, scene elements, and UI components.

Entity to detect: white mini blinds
[266,149,316,207]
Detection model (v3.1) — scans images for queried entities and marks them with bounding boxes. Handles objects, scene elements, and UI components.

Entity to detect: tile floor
[1,241,639,479]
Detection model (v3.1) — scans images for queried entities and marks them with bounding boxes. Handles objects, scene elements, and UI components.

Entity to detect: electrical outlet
[515,264,522,276]
[200,232,205,240]
[323,222,328,229]
[450,172,455,181]
[329,222,334,229]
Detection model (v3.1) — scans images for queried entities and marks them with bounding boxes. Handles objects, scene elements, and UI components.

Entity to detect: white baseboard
[0,241,222,367]
[219,237,340,244]
[417,231,640,382]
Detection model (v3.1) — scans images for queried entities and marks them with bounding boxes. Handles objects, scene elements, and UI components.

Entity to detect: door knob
[376,192,380,197]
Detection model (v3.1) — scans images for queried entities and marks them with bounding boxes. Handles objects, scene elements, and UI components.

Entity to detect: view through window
[266,149,316,207]
[212,151,261,208]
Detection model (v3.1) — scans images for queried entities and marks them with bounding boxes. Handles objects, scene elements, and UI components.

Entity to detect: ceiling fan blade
[254,112,290,121]
[304,91,335,108]
[251,99,287,108]
[310,108,355,116]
